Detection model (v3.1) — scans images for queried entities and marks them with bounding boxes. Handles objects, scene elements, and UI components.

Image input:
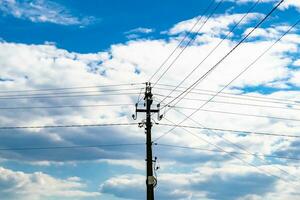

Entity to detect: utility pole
[133,82,162,200]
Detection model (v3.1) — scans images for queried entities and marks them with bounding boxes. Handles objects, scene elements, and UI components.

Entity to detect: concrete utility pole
[133,82,162,200]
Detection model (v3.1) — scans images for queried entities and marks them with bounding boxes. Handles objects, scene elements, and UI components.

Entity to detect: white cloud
[293,59,300,66]
[224,0,300,11]
[281,0,300,11]
[125,27,154,34]
[243,25,295,39]
[0,10,299,167]
[0,0,96,25]
[100,164,300,200]
[0,167,100,200]
[289,70,300,86]
[0,9,300,199]
[0,41,145,164]
[225,0,276,3]
[99,159,145,170]
[124,27,154,39]
[169,13,263,36]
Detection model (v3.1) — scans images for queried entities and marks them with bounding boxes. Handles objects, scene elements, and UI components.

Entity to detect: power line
[0,103,134,110]
[0,123,138,130]
[158,0,261,104]
[156,83,300,104]
[0,92,141,100]
[0,82,144,94]
[155,94,300,111]
[154,117,294,183]
[169,105,300,122]
[152,0,224,86]
[158,123,300,138]
[0,143,144,151]
[148,0,215,82]
[160,16,300,143]
[155,86,300,107]
[156,107,300,180]
[161,0,284,109]
[156,143,300,161]
[0,87,144,98]
[181,17,300,123]
[156,84,300,105]
[0,142,297,162]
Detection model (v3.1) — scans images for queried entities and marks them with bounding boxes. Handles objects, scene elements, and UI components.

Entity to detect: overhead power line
[155,116,293,183]
[155,86,300,107]
[160,16,300,143]
[156,143,300,161]
[0,93,141,100]
[161,0,284,109]
[0,82,144,93]
[158,123,300,138]
[0,123,138,130]
[181,17,300,124]
[0,142,297,162]
[170,105,300,122]
[0,87,144,98]
[156,107,299,180]
[0,143,144,151]
[148,0,216,82]
[0,103,134,110]
[156,83,300,105]
[156,94,300,111]
[152,0,224,86]
[158,0,261,103]
[6,101,300,123]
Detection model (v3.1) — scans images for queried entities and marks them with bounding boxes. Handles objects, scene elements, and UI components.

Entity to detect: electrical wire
[0,82,144,93]
[154,86,300,107]
[154,116,294,183]
[161,0,284,109]
[169,105,300,122]
[179,17,300,122]
[152,0,224,86]
[136,87,144,104]
[148,0,216,82]
[157,113,300,180]
[0,123,139,130]
[155,94,300,111]
[156,143,300,161]
[157,0,261,103]
[0,143,145,151]
[157,123,300,138]
[160,16,300,140]
[0,93,141,100]
[0,103,134,110]
[0,87,144,98]
[156,83,300,105]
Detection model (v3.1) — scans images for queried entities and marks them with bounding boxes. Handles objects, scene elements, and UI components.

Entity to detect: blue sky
[0,0,300,199]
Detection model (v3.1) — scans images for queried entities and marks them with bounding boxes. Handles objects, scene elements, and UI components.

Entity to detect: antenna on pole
[132,82,162,200]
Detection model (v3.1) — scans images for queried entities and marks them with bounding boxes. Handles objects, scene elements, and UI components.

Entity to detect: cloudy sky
[0,0,300,199]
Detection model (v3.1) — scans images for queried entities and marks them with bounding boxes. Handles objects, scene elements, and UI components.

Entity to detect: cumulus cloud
[0,10,299,167]
[0,8,300,200]
[125,27,154,34]
[124,27,154,39]
[0,0,96,25]
[289,70,300,86]
[100,164,300,200]
[281,0,300,11]
[224,0,300,11]
[293,59,300,66]
[168,13,263,36]
[0,41,146,164]
[0,167,100,200]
